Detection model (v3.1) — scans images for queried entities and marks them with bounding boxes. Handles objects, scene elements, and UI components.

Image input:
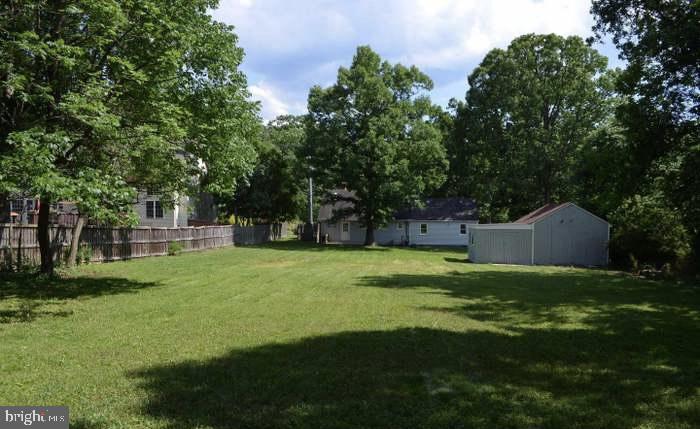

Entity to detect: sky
[211,0,623,122]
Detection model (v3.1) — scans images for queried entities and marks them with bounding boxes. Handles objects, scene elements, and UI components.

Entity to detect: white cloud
[248,83,289,121]
[213,0,603,116]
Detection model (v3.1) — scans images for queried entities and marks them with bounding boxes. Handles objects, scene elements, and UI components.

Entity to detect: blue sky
[211,0,623,121]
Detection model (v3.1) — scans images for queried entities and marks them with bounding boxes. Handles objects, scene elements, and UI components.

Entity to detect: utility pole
[302,164,316,242]
[308,176,313,224]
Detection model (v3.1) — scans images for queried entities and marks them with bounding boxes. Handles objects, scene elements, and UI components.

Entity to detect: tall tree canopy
[0,0,259,273]
[229,115,307,223]
[306,46,447,245]
[449,34,613,221]
[591,0,700,266]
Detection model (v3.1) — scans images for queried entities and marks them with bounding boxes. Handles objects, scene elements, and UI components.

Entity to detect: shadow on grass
[0,273,160,323]
[246,241,390,252]
[133,325,700,429]
[132,269,699,428]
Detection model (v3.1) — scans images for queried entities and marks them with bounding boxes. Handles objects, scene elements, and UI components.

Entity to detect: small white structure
[469,203,610,267]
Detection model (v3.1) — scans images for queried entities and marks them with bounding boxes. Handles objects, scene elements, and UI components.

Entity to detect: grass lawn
[1,241,699,429]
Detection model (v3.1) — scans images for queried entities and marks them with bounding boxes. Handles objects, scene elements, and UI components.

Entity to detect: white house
[318,189,478,246]
[133,188,220,228]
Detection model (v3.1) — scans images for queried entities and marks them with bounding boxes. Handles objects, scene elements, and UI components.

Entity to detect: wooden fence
[0,224,235,267]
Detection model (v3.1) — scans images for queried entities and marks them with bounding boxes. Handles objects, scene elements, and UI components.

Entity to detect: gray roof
[318,190,478,222]
[317,189,359,222]
[394,197,478,221]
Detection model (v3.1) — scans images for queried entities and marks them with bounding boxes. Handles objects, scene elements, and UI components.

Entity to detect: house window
[146,200,163,218]
[420,223,428,235]
[460,224,467,235]
[396,222,403,229]
[342,222,349,233]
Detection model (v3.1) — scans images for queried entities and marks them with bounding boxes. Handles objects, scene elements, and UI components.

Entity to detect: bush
[167,241,184,256]
[610,193,691,270]
[76,245,93,265]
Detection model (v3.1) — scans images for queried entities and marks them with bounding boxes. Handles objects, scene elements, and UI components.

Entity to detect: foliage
[591,0,700,268]
[306,46,447,244]
[1,243,698,427]
[228,115,307,223]
[609,193,690,269]
[76,245,93,265]
[167,241,184,256]
[449,34,613,221]
[0,0,260,273]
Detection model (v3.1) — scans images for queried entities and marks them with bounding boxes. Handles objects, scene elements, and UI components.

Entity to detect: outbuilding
[469,202,610,266]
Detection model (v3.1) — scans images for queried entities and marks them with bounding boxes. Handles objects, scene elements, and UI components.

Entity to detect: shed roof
[513,202,610,226]
[514,203,571,224]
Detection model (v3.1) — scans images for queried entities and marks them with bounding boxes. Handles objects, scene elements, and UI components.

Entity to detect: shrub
[76,245,93,265]
[167,241,184,256]
[610,193,691,270]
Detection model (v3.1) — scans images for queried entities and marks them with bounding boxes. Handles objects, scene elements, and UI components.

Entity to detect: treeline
[2,1,696,273]
[232,0,698,271]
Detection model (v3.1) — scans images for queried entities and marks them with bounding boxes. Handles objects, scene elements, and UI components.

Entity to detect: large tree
[229,115,307,223]
[591,0,700,265]
[0,1,259,273]
[306,46,447,245]
[451,34,613,220]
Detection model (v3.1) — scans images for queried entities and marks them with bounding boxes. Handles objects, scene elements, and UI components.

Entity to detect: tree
[228,115,307,223]
[591,0,700,266]
[0,1,259,273]
[306,46,447,245]
[451,34,613,219]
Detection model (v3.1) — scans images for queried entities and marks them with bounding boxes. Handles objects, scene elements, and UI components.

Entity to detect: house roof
[317,189,359,222]
[394,197,478,221]
[317,190,478,222]
[514,202,571,224]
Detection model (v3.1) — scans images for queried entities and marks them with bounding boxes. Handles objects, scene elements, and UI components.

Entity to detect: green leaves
[453,34,612,220]
[306,46,447,243]
[0,0,259,221]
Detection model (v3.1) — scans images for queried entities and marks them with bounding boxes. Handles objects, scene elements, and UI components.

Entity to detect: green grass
[1,241,699,429]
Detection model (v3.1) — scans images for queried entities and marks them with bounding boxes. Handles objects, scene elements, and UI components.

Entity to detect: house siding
[321,220,472,246]
[407,221,475,246]
[321,221,406,245]
[134,192,189,228]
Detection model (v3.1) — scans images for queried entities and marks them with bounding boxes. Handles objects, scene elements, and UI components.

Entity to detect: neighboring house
[0,198,78,226]
[2,188,217,228]
[469,202,610,266]
[318,189,478,246]
[133,191,190,228]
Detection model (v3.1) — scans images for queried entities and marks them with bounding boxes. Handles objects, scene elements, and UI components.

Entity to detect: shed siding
[470,228,532,265]
[533,204,608,266]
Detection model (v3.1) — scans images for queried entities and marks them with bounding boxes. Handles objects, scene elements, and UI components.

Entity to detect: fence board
[0,224,237,267]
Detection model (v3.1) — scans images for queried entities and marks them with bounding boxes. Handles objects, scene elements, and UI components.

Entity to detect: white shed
[469,203,610,267]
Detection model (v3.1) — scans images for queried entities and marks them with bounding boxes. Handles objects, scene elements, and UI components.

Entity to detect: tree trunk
[38,199,54,275]
[67,214,86,267]
[364,219,376,246]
